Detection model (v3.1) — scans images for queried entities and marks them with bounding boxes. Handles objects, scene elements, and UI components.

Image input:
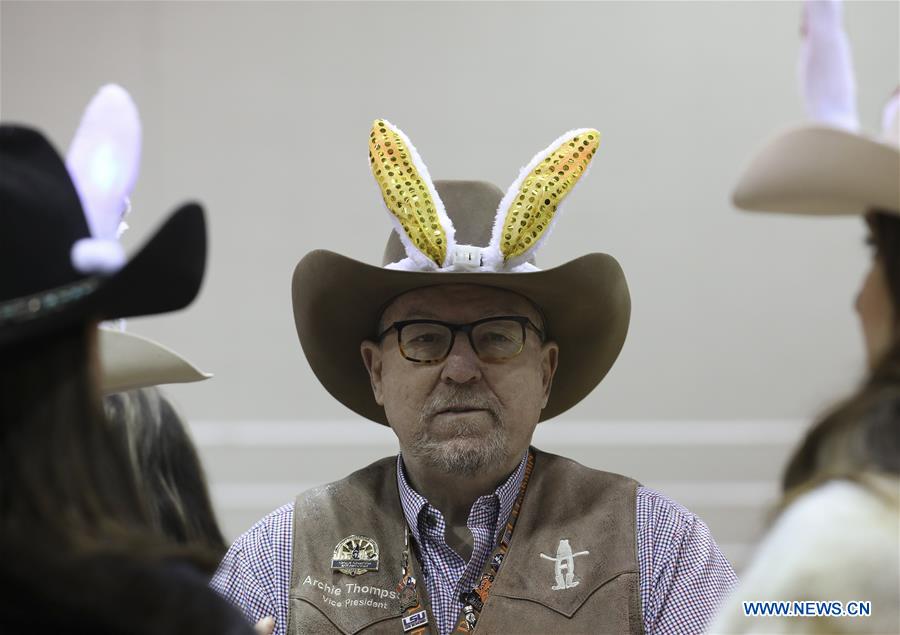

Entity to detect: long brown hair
[0,323,148,545]
[781,211,900,502]
[0,322,219,570]
[104,387,227,556]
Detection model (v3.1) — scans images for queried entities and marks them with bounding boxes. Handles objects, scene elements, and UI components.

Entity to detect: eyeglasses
[377,316,545,364]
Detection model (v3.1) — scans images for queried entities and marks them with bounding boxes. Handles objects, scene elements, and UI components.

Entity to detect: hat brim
[292,251,630,426]
[99,327,211,394]
[732,125,900,216]
[0,203,207,349]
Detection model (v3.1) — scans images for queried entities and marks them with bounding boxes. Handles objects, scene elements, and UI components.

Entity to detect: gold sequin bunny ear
[369,119,455,270]
[484,129,600,271]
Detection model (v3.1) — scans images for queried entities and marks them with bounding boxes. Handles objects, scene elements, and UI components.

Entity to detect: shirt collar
[396,451,529,545]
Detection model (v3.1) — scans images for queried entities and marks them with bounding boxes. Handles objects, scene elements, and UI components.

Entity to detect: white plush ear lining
[66,84,141,274]
[369,119,456,269]
[484,129,600,271]
[881,89,900,144]
[799,0,859,132]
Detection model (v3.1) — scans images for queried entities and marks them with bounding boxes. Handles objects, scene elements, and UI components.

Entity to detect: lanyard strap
[453,450,535,633]
[396,450,535,634]
[397,525,429,634]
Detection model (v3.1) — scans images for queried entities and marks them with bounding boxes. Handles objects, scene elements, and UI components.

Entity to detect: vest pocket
[289,587,405,635]
[475,572,643,635]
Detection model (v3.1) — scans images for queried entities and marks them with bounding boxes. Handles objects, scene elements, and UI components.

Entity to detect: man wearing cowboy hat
[213,121,736,635]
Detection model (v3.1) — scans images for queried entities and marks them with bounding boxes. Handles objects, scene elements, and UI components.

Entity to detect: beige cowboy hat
[733,1,899,217]
[292,121,630,426]
[732,121,899,216]
[99,327,211,394]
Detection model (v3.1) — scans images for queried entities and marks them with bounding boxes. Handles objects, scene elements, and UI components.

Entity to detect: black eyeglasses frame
[377,315,546,364]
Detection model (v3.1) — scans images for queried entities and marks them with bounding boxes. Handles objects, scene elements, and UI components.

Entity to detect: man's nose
[440,333,482,384]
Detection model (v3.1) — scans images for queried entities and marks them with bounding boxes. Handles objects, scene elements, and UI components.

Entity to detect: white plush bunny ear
[799,0,859,131]
[881,88,900,145]
[66,84,141,274]
[369,119,455,270]
[484,129,600,270]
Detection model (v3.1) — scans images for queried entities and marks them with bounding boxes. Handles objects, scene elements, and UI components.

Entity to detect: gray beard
[407,386,510,476]
[408,421,509,476]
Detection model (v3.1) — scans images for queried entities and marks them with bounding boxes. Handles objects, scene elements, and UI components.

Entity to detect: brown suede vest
[287,448,643,634]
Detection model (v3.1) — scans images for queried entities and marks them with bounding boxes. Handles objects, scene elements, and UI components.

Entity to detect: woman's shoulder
[88,555,256,635]
[770,477,898,549]
[750,478,896,597]
[755,478,897,572]
[0,549,255,635]
[137,557,256,631]
[707,477,900,634]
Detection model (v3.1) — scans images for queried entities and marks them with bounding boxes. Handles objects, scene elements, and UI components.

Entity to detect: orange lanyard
[396,451,535,634]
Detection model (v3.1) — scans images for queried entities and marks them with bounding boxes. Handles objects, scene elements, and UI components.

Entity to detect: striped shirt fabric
[211,456,737,635]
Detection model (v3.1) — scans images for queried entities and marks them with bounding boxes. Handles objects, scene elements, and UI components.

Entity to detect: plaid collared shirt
[212,457,737,635]
[396,453,528,635]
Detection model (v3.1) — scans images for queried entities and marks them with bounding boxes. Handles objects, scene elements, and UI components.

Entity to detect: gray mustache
[422,387,502,420]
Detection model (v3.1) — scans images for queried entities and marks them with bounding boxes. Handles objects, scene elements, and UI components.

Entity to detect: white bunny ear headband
[66,83,142,275]
[369,119,600,272]
[733,0,899,216]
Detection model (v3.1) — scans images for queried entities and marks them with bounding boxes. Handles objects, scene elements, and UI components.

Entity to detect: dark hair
[0,323,217,569]
[781,211,900,503]
[0,323,150,547]
[104,387,227,557]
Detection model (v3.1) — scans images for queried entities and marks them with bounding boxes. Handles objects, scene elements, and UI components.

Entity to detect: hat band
[0,278,99,326]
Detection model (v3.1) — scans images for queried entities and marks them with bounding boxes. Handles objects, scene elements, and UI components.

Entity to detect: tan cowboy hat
[733,1,899,217]
[292,121,630,426]
[732,123,899,216]
[99,327,211,394]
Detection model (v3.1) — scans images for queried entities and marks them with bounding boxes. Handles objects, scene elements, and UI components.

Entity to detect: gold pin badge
[331,535,379,576]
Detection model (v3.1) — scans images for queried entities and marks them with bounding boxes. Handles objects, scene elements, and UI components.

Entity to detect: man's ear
[360,340,385,405]
[540,341,559,409]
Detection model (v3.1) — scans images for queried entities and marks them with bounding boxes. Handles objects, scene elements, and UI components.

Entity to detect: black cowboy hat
[0,125,206,349]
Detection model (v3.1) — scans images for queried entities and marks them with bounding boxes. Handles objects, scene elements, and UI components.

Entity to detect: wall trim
[190,419,809,447]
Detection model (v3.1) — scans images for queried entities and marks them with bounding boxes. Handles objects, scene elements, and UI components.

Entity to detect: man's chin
[414,433,509,476]
[427,435,487,453]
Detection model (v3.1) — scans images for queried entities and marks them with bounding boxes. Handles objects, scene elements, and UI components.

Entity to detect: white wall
[2,1,898,570]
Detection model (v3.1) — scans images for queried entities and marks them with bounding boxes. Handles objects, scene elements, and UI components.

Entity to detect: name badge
[331,535,379,576]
